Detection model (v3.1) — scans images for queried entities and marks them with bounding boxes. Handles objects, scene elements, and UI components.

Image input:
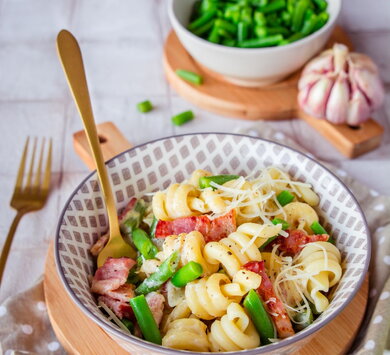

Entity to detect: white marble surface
[0,0,389,302]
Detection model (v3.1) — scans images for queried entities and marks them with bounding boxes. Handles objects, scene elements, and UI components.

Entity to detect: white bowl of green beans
[168,0,341,87]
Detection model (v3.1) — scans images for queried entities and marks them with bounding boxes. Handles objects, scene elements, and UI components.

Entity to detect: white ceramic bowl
[55,133,369,355]
[169,0,341,87]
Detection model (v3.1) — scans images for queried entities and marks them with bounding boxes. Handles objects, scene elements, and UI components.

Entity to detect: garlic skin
[298,43,385,125]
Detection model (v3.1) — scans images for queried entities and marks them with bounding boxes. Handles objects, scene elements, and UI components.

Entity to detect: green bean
[244,290,274,344]
[132,228,158,260]
[120,200,147,236]
[171,261,203,287]
[254,11,267,26]
[238,22,249,42]
[121,318,135,333]
[310,221,335,243]
[281,11,292,26]
[136,100,153,113]
[259,236,277,251]
[171,110,194,126]
[188,9,216,31]
[208,25,220,43]
[276,190,295,206]
[241,7,252,25]
[217,27,234,39]
[301,13,317,35]
[294,307,313,330]
[199,174,239,189]
[130,295,162,344]
[150,216,158,238]
[175,69,203,85]
[135,251,180,295]
[239,34,283,47]
[313,0,327,11]
[266,13,282,27]
[224,5,241,24]
[272,218,290,230]
[200,0,217,14]
[255,25,268,38]
[266,26,290,36]
[192,18,215,36]
[292,0,310,32]
[260,0,286,14]
[222,38,237,46]
[312,11,329,31]
[215,19,237,34]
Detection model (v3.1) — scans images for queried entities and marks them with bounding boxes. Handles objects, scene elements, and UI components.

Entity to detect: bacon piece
[90,232,109,257]
[244,261,295,339]
[106,284,135,303]
[91,257,136,295]
[98,295,134,320]
[275,229,329,256]
[145,292,165,326]
[155,210,236,242]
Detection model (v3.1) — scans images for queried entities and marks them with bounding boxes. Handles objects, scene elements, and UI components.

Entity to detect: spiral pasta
[276,202,319,233]
[161,300,191,334]
[204,223,282,277]
[188,169,212,186]
[297,242,342,312]
[158,231,219,276]
[162,318,210,352]
[208,302,260,351]
[185,270,261,320]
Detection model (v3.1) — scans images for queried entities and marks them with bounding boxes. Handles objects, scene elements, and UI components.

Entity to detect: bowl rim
[55,132,370,355]
[168,0,341,54]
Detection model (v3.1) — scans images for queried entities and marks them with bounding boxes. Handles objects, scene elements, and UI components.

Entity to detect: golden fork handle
[56,30,120,236]
[0,210,26,285]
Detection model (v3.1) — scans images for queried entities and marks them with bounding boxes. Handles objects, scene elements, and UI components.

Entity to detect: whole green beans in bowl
[188,0,329,48]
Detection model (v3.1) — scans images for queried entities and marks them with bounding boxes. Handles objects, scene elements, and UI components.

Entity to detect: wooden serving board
[163,27,384,158]
[44,122,369,354]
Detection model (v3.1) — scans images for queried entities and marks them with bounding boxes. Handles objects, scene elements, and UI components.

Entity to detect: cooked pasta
[91,167,344,353]
[162,318,210,352]
[158,231,219,276]
[204,223,282,277]
[208,302,260,351]
[185,270,261,320]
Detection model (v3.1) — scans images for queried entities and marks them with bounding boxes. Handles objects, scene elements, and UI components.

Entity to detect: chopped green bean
[260,0,286,14]
[136,100,153,113]
[192,18,215,36]
[208,25,220,43]
[175,69,203,85]
[188,9,216,31]
[238,22,249,42]
[266,26,290,36]
[294,307,313,330]
[150,216,158,238]
[171,261,203,287]
[130,295,162,344]
[313,0,328,11]
[259,236,277,251]
[239,34,283,47]
[215,18,237,34]
[301,12,317,35]
[132,228,158,260]
[222,38,236,46]
[312,11,329,31]
[244,290,274,344]
[272,218,290,230]
[135,251,180,295]
[254,11,267,26]
[255,25,268,38]
[121,318,135,333]
[199,174,239,189]
[171,110,194,126]
[292,0,310,32]
[276,190,295,206]
[310,221,335,244]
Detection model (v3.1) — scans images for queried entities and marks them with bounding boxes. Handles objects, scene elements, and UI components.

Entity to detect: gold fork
[0,137,52,285]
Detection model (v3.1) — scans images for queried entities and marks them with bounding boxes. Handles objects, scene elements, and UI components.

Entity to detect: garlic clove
[353,68,385,110]
[325,75,350,124]
[304,77,334,118]
[298,72,322,91]
[302,51,334,76]
[347,88,370,126]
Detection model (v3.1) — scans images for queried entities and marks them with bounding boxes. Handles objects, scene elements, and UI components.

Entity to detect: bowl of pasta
[55,133,370,354]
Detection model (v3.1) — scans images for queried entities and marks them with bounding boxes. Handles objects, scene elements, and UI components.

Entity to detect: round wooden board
[44,243,368,355]
[163,27,353,121]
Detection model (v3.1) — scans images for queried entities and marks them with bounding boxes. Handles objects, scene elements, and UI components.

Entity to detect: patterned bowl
[55,133,370,355]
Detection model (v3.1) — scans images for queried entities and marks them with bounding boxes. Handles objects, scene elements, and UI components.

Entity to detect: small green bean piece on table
[171,110,194,126]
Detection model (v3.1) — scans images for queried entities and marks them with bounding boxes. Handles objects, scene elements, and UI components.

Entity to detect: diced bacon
[155,210,236,242]
[106,284,135,303]
[90,232,109,256]
[274,229,329,256]
[146,292,165,326]
[244,261,295,339]
[118,197,137,224]
[91,257,136,295]
[98,295,134,320]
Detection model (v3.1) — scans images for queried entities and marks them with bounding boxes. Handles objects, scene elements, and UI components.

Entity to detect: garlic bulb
[298,43,384,125]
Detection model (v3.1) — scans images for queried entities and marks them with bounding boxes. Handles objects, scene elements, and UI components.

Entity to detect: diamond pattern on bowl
[55,133,369,354]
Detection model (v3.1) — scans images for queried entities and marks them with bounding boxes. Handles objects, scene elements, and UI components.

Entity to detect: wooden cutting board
[43,122,369,354]
[163,27,384,158]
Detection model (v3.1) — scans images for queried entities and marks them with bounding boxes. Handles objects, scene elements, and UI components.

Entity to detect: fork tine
[14,137,30,191]
[25,137,38,190]
[41,138,52,193]
[33,138,45,189]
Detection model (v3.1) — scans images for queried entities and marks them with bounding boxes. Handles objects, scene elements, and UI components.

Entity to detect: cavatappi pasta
[90,167,344,352]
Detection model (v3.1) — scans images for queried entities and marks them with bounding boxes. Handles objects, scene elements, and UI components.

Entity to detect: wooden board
[44,243,368,355]
[44,122,369,354]
[163,27,384,158]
